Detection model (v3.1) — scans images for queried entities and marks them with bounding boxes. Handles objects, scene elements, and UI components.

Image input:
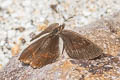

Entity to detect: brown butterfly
[19,23,103,68]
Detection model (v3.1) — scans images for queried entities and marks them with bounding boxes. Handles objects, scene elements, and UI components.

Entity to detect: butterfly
[19,23,103,68]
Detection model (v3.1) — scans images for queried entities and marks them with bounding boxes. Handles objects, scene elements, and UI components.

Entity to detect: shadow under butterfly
[19,23,103,68]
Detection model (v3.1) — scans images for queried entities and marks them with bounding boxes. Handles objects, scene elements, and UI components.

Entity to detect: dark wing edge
[60,30,103,60]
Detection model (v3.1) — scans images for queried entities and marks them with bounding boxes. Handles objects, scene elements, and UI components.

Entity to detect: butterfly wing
[60,30,103,60]
[19,36,43,64]
[19,34,59,68]
[30,35,59,68]
[30,23,59,41]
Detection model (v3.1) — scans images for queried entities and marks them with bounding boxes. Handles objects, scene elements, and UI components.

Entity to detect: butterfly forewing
[60,30,103,60]
[19,34,59,68]
[30,23,59,41]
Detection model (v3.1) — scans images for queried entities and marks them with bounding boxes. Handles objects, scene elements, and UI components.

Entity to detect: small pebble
[11,43,20,56]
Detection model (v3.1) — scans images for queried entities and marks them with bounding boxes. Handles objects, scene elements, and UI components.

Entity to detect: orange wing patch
[30,52,59,68]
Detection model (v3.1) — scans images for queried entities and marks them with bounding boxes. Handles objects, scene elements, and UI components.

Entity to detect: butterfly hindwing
[30,35,59,68]
[18,36,44,64]
[19,34,59,68]
[60,30,103,60]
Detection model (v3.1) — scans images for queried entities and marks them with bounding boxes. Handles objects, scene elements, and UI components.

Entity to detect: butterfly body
[19,23,103,68]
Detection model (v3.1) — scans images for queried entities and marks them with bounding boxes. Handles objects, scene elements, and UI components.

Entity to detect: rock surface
[0,12,120,80]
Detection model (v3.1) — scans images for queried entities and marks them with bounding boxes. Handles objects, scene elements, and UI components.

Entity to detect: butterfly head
[51,23,65,35]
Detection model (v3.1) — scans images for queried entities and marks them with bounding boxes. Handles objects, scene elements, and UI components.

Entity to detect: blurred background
[0,0,120,69]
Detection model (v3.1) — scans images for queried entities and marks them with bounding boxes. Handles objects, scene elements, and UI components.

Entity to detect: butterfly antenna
[63,14,75,22]
[50,1,75,24]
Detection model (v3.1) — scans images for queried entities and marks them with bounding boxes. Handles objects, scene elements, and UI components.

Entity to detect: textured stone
[0,12,120,80]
